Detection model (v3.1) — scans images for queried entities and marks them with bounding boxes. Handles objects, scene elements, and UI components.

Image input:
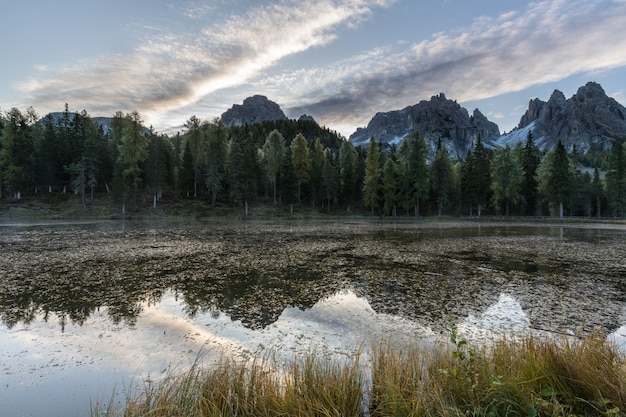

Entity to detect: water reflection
[1,221,625,335]
[1,219,626,417]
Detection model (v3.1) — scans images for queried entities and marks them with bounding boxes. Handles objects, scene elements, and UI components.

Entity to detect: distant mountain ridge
[220,95,288,127]
[497,82,626,152]
[348,93,500,160]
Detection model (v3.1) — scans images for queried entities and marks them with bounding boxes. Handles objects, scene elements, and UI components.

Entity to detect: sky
[1,0,626,138]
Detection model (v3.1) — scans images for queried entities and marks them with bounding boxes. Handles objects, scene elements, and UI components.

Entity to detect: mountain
[348,93,500,160]
[40,112,116,135]
[497,82,626,152]
[221,95,288,127]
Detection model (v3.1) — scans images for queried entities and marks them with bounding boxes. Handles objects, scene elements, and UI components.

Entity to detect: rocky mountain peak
[298,114,316,123]
[349,93,500,160]
[499,82,626,152]
[221,95,287,127]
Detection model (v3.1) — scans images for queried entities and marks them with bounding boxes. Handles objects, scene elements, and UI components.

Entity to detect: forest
[0,105,625,218]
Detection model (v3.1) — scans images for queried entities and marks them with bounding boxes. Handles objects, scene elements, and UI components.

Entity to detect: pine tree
[114,111,147,211]
[429,139,454,216]
[382,157,399,216]
[338,141,358,207]
[592,167,604,217]
[290,133,310,203]
[547,140,571,218]
[606,139,626,217]
[362,137,382,215]
[0,107,36,199]
[262,129,285,204]
[205,120,228,207]
[520,132,541,216]
[490,145,523,216]
[406,132,429,217]
[227,133,258,216]
[309,138,325,208]
[322,149,340,211]
[184,116,207,199]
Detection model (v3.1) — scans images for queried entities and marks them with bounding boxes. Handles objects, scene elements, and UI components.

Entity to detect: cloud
[15,0,394,127]
[611,89,626,105]
[12,0,626,138]
[281,0,626,134]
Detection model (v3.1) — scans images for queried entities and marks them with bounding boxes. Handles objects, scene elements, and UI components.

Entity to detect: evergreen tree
[382,157,399,216]
[65,110,103,209]
[546,140,571,218]
[490,145,523,216]
[227,132,258,216]
[571,169,593,217]
[145,130,174,207]
[205,120,228,207]
[309,137,325,208]
[592,167,604,217]
[0,107,36,199]
[429,139,454,216]
[37,114,60,192]
[396,139,412,215]
[183,116,207,199]
[322,149,340,211]
[290,133,310,203]
[520,132,540,215]
[262,129,285,205]
[606,139,626,217]
[406,132,429,217]
[114,111,147,211]
[338,141,358,207]
[362,137,382,215]
[179,140,194,197]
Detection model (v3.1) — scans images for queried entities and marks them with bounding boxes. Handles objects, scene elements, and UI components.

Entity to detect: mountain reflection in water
[2,219,626,417]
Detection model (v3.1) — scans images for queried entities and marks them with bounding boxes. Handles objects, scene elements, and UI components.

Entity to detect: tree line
[1,105,625,217]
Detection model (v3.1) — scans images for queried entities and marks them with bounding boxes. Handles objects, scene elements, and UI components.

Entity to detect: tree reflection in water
[1,221,625,335]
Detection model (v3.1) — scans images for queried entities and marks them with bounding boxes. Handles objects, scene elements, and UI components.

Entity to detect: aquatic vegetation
[94,333,626,417]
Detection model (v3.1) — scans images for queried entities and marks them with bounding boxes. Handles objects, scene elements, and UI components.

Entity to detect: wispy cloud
[16,0,394,126]
[283,0,626,133]
[12,0,626,137]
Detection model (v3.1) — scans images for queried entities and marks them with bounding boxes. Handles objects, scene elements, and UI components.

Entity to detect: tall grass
[94,333,626,417]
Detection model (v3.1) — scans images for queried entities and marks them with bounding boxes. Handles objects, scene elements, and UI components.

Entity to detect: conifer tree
[322,149,340,211]
[490,145,523,216]
[262,129,285,204]
[606,139,626,217]
[383,157,399,216]
[429,139,454,216]
[406,132,429,217]
[338,141,358,207]
[520,132,541,215]
[309,138,325,207]
[114,111,147,211]
[547,140,571,218]
[183,115,207,199]
[362,137,382,215]
[205,120,228,207]
[290,133,310,203]
[227,132,258,216]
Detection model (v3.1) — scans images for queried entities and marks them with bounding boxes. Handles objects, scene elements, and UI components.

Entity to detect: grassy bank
[94,332,626,417]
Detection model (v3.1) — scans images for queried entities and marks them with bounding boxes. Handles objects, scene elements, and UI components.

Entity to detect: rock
[221,95,287,127]
[349,93,500,160]
[500,82,626,152]
[298,114,316,123]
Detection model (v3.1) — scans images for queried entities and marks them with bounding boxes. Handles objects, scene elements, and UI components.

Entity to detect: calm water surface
[1,219,626,416]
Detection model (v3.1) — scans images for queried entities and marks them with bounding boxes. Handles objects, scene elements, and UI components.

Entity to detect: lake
[1,219,626,416]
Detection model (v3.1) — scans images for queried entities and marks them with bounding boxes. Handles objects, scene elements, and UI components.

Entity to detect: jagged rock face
[349,93,500,160]
[221,95,287,127]
[298,114,316,123]
[514,82,626,152]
